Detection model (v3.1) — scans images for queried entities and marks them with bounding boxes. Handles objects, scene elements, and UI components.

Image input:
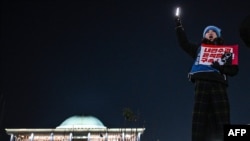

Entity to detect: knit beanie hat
[203,25,221,38]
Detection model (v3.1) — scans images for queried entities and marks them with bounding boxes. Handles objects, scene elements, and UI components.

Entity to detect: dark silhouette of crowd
[239,15,250,48]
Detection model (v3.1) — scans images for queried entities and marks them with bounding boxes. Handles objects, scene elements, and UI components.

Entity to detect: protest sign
[199,44,238,65]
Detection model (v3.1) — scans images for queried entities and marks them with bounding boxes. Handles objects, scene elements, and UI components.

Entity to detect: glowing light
[175,7,180,17]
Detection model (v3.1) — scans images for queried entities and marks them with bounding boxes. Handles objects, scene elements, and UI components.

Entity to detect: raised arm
[175,16,199,59]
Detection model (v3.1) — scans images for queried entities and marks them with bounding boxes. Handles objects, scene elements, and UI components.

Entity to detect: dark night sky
[1,0,250,140]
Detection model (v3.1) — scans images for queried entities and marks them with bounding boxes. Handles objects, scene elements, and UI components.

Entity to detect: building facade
[5,115,145,141]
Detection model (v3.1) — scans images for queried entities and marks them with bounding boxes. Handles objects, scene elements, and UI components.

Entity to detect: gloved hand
[211,61,224,73]
[175,16,182,27]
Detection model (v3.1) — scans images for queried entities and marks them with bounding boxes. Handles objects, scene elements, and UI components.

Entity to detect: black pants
[192,80,230,141]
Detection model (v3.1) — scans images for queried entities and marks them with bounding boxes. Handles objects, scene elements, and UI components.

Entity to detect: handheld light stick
[175,7,180,17]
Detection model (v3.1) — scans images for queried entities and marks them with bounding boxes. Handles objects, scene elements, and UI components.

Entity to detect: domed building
[5,115,145,141]
[56,115,107,129]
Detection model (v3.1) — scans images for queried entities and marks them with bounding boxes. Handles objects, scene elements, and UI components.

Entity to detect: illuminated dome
[56,115,106,128]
